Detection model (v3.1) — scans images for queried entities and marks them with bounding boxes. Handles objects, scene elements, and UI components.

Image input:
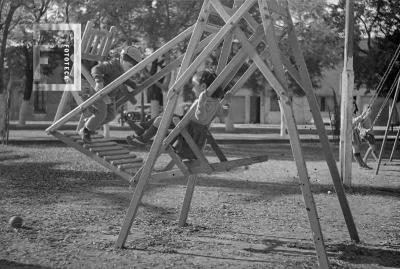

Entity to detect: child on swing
[126,69,229,159]
[80,46,142,142]
[352,100,374,169]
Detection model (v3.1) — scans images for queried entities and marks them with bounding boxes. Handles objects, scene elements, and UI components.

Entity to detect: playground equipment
[376,75,400,174]
[358,41,400,173]
[50,21,144,181]
[47,1,361,267]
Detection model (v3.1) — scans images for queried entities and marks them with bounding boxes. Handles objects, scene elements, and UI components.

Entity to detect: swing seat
[173,121,209,160]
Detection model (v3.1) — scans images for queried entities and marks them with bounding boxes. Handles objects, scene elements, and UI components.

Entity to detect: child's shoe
[80,127,91,143]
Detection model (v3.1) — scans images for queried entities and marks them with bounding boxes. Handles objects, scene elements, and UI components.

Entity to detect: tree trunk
[0,2,21,137]
[19,45,33,125]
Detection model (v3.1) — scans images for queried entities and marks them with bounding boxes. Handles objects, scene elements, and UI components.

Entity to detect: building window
[270,91,280,111]
[320,97,326,112]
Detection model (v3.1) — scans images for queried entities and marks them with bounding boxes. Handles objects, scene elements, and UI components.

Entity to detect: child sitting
[126,69,229,159]
[80,46,142,142]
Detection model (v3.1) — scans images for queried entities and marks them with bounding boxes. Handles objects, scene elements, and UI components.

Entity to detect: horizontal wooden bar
[118,162,143,170]
[111,158,143,165]
[97,149,130,156]
[151,155,268,180]
[103,154,134,161]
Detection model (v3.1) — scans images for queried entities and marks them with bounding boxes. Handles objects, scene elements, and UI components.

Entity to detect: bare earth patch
[0,142,399,268]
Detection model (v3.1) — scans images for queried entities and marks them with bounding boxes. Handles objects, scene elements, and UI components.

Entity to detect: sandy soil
[0,142,399,269]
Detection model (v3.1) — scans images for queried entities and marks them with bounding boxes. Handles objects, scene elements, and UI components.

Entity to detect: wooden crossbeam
[150,155,269,180]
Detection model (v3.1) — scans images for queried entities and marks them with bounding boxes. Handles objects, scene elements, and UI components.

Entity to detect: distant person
[80,46,142,142]
[352,101,373,169]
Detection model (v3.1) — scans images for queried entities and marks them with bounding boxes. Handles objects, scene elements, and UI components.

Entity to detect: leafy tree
[329,0,400,96]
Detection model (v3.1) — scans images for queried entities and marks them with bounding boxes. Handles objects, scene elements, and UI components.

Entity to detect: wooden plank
[206,131,227,162]
[118,162,143,170]
[151,155,269,181]
[188,155,269,173]
[51,131,132,181]
[104,154,134,161]
[204,24,221,33]
[111,158,143,165]
[83,141,117,148]
[97,149,130,156]
[47,24,196,133]
[179,127,213,174]
[102,26,117,57]
[178,175,198,227]
[166,146,190,176]
[81,21,94,53]
[376,78,400,174]
[84,33,96,54]
[283,0,359,243]
[89,145,123,152]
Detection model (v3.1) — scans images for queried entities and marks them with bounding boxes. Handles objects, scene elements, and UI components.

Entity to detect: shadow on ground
[0,259,52,269]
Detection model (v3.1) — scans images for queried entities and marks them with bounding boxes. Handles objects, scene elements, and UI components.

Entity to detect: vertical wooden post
[340,0,355,186]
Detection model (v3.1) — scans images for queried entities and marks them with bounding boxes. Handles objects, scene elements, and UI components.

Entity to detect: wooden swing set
[46,0,362,267]
[357,41,400,174]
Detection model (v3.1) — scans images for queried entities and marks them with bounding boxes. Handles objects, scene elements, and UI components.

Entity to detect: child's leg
[85,99,108,132]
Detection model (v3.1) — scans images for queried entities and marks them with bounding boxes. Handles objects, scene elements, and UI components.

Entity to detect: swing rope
[370,68,400,129]
[367,42,400,108]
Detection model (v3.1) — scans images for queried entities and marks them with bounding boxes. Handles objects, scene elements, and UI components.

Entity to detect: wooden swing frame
[47,1,361,267]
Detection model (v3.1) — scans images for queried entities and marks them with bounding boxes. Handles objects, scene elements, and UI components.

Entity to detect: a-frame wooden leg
[282,0,359,243]
[280,97,330,269]
[178,174,198,226]
[389,128,400,162]
[211,5,329,264]
[376,78,400,174]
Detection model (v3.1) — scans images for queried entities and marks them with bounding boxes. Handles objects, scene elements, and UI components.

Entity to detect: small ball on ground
[9,216,23,228]
[327,191,332,194]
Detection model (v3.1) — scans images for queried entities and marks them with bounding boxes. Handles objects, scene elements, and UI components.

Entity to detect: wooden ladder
[52,131,143,181]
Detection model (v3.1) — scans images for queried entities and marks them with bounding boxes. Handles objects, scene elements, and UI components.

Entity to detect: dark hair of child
[199,69,225,99]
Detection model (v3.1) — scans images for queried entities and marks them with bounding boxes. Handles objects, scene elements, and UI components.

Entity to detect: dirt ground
[0,141,399,269]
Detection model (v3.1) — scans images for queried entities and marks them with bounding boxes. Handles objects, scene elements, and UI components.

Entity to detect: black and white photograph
[0,0,399,268]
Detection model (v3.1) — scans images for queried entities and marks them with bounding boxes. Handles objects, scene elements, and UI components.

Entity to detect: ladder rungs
[118,162,143,170]
[97,149,130,156]
[103,154,134,161]
[90,145,123,152]
[111,158,143,165]
[65,133,104,140]
[83,141,118,148]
